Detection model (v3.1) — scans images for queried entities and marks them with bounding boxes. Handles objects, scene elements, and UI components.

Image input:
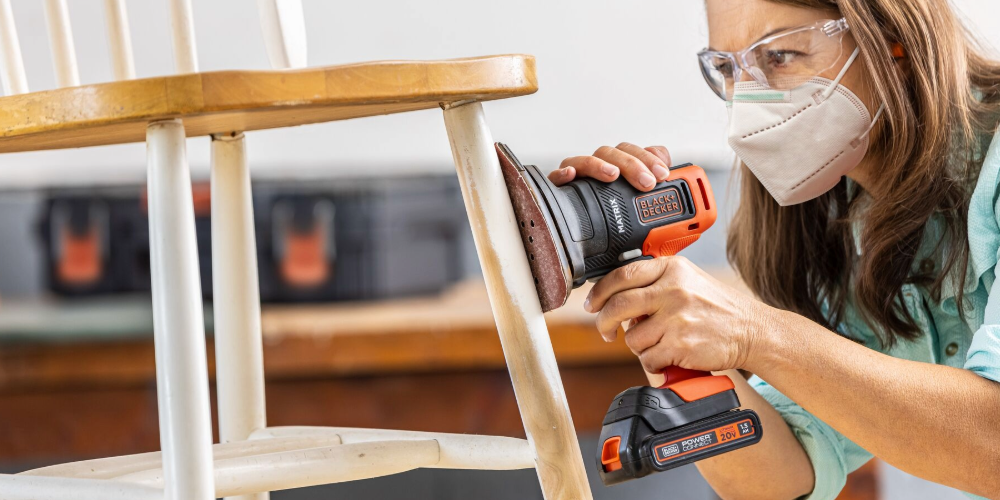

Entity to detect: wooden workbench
[0,280,642,464]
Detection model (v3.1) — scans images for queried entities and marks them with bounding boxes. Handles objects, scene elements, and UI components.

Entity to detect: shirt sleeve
[749,375,873,500]
[964,139,1000,384]
[965,260,1000,383]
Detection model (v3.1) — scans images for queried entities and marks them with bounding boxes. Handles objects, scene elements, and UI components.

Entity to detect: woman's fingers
[554,143,672,190]
[586,258,666,312]
[547,165,577,186]
[617,142,670,182]
[638,338,677,374]
[593,145,658,191]
[595,288,656,340]
[645,146,672,170]
[557,155,619,184]
[622,319,667,358]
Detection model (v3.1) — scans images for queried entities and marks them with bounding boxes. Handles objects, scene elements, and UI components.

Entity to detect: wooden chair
[0,1,592,499]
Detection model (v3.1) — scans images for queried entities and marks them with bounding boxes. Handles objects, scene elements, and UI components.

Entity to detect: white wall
[1,0,997,188]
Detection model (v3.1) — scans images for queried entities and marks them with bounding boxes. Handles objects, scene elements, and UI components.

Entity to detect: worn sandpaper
[496,143,572,312]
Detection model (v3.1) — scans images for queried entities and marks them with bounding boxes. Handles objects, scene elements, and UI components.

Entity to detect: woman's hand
[549,142,673,191]
[584,256,777,374]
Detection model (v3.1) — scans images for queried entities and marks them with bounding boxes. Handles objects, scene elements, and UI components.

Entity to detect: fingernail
[651,164,669,180]
[602,164,618,177]
[583,296,592,312]
[639,172,656,188]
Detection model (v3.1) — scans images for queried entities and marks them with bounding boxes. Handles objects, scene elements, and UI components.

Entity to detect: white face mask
[726,48,884,206]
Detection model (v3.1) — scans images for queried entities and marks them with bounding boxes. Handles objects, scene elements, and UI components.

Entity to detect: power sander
[496,143,762,486]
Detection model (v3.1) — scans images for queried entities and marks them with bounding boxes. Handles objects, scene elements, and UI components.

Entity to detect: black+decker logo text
[635,187,683,224]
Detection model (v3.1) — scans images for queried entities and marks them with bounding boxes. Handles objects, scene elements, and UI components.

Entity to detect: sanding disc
[496,143,572,312]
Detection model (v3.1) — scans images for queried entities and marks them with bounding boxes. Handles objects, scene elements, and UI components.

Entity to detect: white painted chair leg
[43,0,80,88]
[103,0,136,80]
[210,132,268,500]
[146,119,215,500]
[0,0,28,95]
[442,101,594,500]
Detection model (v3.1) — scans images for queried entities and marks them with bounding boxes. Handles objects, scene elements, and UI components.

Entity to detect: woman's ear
[892,43,905,59]
[892,42,912,77]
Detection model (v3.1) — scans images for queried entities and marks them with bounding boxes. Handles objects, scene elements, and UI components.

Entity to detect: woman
[552,0,1000,499]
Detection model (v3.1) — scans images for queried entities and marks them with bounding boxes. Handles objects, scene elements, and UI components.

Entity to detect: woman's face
[705,0,882,183]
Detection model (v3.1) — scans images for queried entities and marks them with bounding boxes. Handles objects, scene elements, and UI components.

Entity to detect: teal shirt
[749,129,1000,500]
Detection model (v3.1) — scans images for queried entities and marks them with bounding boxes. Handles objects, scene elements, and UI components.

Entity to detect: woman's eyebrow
[756,25,795,42]
[706,25,795,53]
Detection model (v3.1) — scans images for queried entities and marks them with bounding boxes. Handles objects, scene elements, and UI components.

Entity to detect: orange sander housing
[496,143,762,485]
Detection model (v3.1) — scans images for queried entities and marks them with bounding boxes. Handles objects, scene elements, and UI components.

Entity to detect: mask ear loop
[820,47,862,102]
[817,46,886,148]
[850,103,886,149]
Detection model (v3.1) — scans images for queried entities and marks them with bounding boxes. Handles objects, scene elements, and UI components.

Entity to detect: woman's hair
[727,0,1000,347]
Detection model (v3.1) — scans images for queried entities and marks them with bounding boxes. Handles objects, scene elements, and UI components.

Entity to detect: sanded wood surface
[0,55,537,153]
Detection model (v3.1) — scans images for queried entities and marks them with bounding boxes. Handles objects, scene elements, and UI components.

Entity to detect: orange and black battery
[597,385,762,485]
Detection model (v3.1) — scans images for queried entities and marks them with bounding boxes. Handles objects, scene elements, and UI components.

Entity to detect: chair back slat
[257,0,307,70]
[168,0,198,74]
[103,0,135,81]
[0,0,27,95]
[0,0,309,93]
[43,0,80,88]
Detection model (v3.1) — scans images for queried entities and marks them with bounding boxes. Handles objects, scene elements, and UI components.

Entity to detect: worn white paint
[256,0,306,69]
[22,428,531,493]
[43,0,80,88]
[23,436,343,481]
[211,133,268,500]
[442,101,594,500]
[145,119,215,500]
[0,0,27,95]
[252,426,536,470]
[0,475,163,500]
[117,440,440,497]
[103,0,136,80]
[167,0,198,73]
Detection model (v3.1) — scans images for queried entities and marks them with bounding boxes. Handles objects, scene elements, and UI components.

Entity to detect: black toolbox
[36,175,469,302]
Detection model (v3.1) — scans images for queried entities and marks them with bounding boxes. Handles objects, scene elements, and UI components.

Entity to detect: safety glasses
[697,18,851,100]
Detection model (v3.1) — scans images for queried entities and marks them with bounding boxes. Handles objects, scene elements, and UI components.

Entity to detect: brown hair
[727,0,1000,347]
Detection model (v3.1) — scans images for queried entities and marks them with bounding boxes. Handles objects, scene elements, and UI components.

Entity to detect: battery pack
[598,404,763,485]
[645,409,761,471]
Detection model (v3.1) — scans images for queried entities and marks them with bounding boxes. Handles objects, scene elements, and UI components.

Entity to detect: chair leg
[210,132,269,500]
[146,119,216,500]
[442,102,594,500]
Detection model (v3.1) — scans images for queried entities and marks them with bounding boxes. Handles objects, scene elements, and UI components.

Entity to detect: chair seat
[0,54,537,153]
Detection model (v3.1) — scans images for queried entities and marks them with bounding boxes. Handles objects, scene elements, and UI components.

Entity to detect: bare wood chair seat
[0,54,537,153]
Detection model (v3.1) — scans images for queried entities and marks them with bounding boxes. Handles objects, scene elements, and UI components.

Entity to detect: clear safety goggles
[697,18,851,101]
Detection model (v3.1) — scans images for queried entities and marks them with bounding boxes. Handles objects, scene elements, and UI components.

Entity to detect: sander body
[495,143,762,485]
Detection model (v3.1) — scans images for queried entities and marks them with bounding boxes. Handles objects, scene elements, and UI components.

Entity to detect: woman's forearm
[694,371,814,500]
[751,309,1000,497]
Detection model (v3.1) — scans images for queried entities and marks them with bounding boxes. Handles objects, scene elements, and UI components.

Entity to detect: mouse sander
[495,143,763,485]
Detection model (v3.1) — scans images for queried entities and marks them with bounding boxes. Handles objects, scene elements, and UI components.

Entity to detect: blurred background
[0,1,996,499]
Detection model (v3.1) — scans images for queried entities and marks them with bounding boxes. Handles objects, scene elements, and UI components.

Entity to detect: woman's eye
[713,60,735,75]
[765,50,804,68]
